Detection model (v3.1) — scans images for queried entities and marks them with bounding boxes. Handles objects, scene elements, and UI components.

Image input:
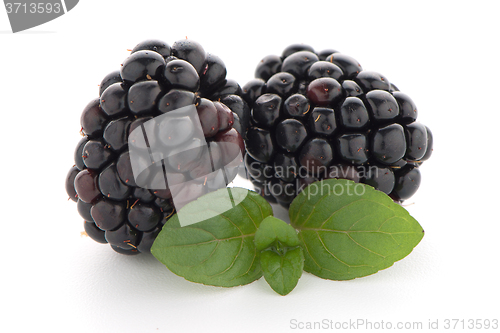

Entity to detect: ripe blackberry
[243,44,433,207]
[66,39,247,254]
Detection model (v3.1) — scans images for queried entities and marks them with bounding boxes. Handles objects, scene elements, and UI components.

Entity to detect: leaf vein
[291,193,309,226]
[319,200,360,229]
[316,231,351,268]
[377,215,400,231]
[298,232,323,271]
[185,241,220,268]
[299,228,420,235]
[346,234,386,258]
[166,234,253,248]
[239,199,259,231]
[207,238,245,278]
[232,247,258,280]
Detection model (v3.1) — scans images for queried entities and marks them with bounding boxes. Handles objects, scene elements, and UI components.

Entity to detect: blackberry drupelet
[243,44,433,207]
[65,39,247,254]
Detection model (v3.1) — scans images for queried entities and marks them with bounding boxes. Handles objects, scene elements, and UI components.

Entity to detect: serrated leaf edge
[290,179,424,281]
[152,189,271,287]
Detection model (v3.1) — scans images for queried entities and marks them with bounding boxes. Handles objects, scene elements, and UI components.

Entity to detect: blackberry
[243,44,433,207]
[65,39,248,254]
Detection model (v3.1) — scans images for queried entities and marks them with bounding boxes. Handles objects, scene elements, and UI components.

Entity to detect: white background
[1,1,499,332]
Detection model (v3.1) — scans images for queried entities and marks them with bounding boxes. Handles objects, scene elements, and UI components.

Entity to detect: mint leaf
[254,216,301,250]
[151,188,273,287]
[289,179,424,281]
[259,249,304,296]
[254,216,304,296]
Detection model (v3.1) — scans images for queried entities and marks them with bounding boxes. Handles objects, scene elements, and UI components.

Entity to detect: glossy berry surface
[164,59,200,91]
[90,199,126,231]
[362,165,395,195]
[99,83,128,117]
[252,94,282,128]
[308,61,343,81]
[245,127,274,163]
[273,153,299,183]
[281,51,319,78]
[82,140,113,170]
[266,72,296,97]
[99,70,122,97]
[74,169,101,204]
[306,78,342,106]
[391,164,421,201]
[339,97,369,129]
[255,55,282,81]
[394,92,418,124]
[308,107,337,136]
[171,39,206,74]
[421,126,433,161]
[200,54,227,94]
[354,71,390,91]
[120,50,166,83]
[405,122,428,161]
[283,94,310,118]
[65,166,80,202]
[275,119,307,152]
[244,44,433,206]
[337,133,368,165]
[67,39,249,254]
[127,80,163,114]
[84,221,107,244]
[98,164,131,200]
[371,123,406,165]
[365,90,400,122]
[299,138,334,175]
[80,98,108,138]
[103,117,131,152]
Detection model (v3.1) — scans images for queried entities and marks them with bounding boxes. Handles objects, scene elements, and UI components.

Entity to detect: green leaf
[151,187,273,287]
[254,216,304,295]
[254,216,301,250]
[289,179,424,281]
